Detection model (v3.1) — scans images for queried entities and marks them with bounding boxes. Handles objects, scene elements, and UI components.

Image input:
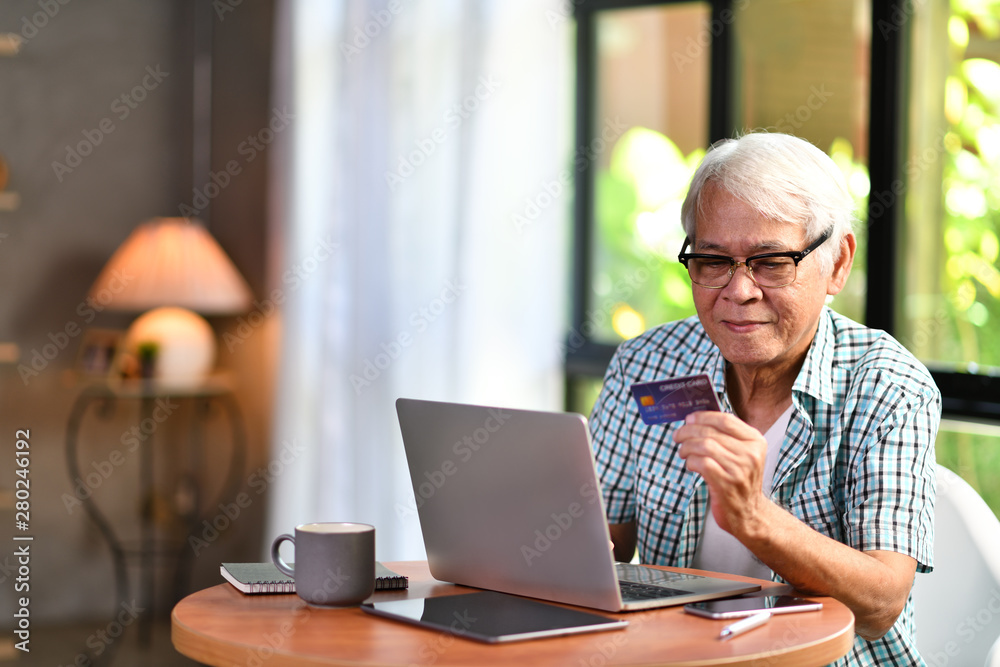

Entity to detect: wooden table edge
[172,611,358,667]
[171,561,455,667]
[653,619,856,667]
[172,561,855,667]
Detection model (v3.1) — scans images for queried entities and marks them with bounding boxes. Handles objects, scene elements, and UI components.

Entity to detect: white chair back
[913,465,1000,666]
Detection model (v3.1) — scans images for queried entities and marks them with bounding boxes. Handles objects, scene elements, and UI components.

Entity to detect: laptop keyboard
[615,565,700,602]
[619,579,692,602]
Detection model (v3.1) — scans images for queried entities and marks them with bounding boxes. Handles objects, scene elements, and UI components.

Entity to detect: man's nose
[722,263,762,300]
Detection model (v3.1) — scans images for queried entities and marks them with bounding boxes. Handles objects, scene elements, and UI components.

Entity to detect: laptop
[394,398,760,612]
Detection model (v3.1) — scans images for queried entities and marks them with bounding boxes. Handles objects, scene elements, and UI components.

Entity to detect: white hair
[680,132,856,274]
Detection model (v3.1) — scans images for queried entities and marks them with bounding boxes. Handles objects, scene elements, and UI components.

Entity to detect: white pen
[718,611,772,640]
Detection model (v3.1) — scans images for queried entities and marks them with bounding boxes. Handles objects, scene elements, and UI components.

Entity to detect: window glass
[587,1,872,350]
[937,421,1000,515]
[588,3,711,344]
[568,375,604,418]
[902,1,1000,371]
[731,0,872,323]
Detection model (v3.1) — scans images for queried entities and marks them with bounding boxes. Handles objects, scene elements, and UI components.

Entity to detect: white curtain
[265,0,573,560]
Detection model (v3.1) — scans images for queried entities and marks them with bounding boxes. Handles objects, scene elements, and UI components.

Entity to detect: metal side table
[65,376,246,650]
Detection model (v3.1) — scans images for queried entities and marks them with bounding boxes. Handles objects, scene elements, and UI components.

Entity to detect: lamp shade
[88,217,252,314]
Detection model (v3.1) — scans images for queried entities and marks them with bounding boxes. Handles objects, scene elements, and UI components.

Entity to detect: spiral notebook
[220,562,408,594]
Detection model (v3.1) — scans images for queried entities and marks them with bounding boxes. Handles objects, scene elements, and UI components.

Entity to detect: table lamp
[88,217,252,386]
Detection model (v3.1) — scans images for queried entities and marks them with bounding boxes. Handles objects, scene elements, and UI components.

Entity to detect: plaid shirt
[591,307,940,666]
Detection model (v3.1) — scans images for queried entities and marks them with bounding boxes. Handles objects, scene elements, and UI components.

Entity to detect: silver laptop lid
[395,398,625,611]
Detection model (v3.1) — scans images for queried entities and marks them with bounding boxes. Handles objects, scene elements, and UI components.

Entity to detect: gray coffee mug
[271,522,375,607]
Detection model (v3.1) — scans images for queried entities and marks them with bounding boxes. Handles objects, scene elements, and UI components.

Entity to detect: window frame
[566,0,1000,420]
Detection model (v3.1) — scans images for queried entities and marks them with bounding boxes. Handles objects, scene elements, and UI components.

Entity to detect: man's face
[690,185,840,371]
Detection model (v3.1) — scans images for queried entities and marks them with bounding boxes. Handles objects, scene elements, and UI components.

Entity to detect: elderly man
[591,132,940,665]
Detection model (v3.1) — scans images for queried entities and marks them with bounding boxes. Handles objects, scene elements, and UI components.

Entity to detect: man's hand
[674,410,769,536]
[672,409,917,641]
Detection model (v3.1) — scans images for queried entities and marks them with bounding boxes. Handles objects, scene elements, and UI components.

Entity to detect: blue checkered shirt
[591,307,940,666]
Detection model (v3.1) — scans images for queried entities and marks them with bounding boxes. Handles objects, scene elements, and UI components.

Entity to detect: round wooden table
[172,561,854,666]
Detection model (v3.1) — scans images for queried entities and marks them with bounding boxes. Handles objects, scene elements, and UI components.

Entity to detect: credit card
[629,373,722,425]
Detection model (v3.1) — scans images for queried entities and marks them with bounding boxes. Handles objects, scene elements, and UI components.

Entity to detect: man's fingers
[681,449,738,486]
[684,409,762,438]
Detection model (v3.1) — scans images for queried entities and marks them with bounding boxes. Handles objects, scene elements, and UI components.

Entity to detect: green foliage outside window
[933,0,1000,515]
[934,3,1000,368]
[591,128,702,342]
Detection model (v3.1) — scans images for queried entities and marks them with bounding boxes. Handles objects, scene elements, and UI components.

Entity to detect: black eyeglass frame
[677,228,833,289]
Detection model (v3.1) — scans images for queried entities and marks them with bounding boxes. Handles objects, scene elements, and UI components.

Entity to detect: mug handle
[271,533,295,577]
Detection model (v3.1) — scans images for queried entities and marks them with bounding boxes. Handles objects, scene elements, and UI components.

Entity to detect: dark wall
[0,0,277,626]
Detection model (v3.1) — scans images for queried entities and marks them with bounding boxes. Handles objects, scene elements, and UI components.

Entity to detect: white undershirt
[691,404,794,580]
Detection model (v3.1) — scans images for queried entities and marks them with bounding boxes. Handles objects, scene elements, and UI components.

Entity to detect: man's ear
[827,232,856,296]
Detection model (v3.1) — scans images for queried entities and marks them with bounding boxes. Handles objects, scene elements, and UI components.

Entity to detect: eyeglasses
[677,229,831,289]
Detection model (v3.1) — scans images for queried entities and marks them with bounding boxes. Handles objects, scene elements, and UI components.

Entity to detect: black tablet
[362,591,628,643]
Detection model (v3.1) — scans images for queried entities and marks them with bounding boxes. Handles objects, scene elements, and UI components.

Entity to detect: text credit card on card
[629,373,722,425]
